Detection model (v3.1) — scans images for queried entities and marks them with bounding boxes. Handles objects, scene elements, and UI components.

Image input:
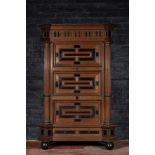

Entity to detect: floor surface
[26,140,129,155]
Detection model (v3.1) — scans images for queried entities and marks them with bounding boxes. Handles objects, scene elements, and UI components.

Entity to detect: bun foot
[41,142,49,150]
[105,142,114,150]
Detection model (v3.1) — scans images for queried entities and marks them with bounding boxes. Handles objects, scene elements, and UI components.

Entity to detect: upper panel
[53,43,102,67]
[40,24,113,42]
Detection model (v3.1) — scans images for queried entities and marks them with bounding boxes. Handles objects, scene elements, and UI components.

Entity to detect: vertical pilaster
[39,25,53,144]
[49,43,54,124]
[101,43,105,125]
[43,41,50,124]
[104,42,112,125]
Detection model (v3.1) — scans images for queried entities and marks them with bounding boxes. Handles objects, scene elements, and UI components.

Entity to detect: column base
[102,124,117,145]
[39,123,53,143]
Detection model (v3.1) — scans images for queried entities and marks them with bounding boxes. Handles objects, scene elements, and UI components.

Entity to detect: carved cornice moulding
[40,24,114,42]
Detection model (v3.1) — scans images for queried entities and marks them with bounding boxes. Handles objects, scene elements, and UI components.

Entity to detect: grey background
[27,0,129,140]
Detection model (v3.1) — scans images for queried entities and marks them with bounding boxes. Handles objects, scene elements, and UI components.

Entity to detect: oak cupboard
[39,24,117,150]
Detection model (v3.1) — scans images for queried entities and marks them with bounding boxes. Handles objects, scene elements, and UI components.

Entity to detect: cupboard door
[54,101,101,126]
[53,43,102,66]
[54,71,101,96]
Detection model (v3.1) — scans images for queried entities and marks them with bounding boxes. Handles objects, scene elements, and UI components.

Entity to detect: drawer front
[53,128,102,141]
[53,44,102,66]
[54,71,101,96]
[54,101,101,126]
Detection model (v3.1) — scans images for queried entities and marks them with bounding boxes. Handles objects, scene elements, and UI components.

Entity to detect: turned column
[104,41,112,125]
[43,41,50,124]
[49,42,54,124]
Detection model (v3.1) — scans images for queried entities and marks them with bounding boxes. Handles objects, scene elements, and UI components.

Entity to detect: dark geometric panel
[74,74,80,77]
[58,104,96,120]
[74,45,80,48]
[79,131,99,134]
[59,48,96,61]
[79,77,95,89]
[59,77,96,90]
[60,49,75,60]
[59,77,75,89]
[74,119,81,122]
[59,106,75,118]
[74,61,80,64]
[55,130,75,134]
[79,106,96,118]
[79,49,96,61]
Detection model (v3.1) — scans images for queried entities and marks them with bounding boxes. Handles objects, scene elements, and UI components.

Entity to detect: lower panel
[53,128,102,141]
[54,100,101,126]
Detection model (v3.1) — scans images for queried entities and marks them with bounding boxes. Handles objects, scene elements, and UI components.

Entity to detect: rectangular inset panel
[53,128,102,141]
[53,44,102,66]
[53,71,101,96]
[54,101,101,126]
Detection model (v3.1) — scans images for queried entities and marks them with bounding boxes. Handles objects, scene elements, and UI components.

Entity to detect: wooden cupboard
[39,24,117,150]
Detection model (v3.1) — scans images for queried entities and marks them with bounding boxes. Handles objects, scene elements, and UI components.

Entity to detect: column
[43,41,50,124]
[104,41,112,125]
